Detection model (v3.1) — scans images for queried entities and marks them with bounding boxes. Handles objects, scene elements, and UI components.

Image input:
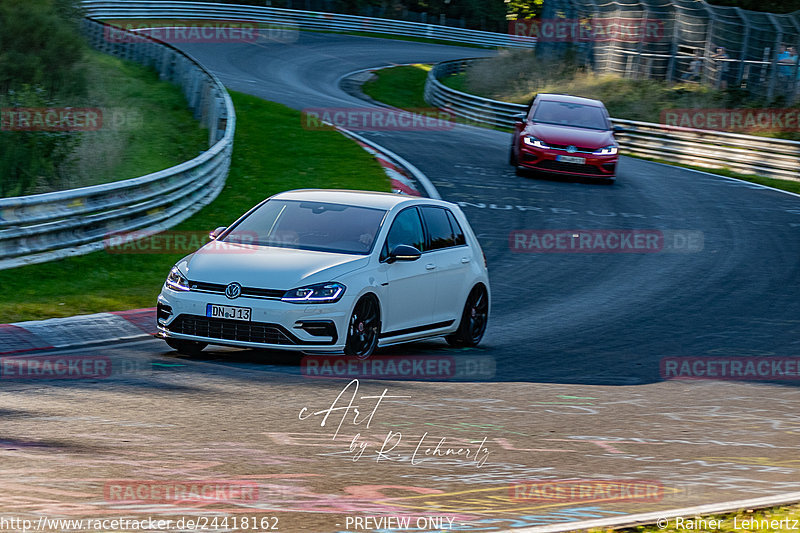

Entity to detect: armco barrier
[80,1,536,48]
[425,59,800,182]
[0,18,235,270]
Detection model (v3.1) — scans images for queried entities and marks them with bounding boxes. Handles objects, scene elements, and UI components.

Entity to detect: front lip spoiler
[518,161,616,178]
[158,327,344,353]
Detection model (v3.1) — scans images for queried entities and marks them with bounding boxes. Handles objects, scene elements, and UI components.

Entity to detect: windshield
[532,101,609,130]
[223,199,387,255]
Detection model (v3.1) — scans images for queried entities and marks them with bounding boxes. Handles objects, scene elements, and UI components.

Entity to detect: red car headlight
[593,145,618,156]
[522,136,549,149]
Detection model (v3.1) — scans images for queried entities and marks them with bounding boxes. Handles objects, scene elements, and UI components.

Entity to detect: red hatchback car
[509,94,620,183]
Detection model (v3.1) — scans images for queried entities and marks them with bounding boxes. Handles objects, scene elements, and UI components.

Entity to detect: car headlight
[281,282,345,303]
[165,266,190,291]
[522,136,549,149]
[593,145,618,156]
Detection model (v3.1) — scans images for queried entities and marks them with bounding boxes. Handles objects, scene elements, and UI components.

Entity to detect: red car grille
[535,160,607,175]
[547,143,595,153]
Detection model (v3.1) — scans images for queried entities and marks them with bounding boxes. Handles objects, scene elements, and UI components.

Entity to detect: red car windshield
[532,101,609,130]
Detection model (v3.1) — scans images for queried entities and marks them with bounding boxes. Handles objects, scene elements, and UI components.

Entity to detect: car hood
[526,123,615,149]
[179,243,370,289]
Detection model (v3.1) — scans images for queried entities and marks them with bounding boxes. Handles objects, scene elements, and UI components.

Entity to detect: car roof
[536,93,604,107]
[271,189,454,210]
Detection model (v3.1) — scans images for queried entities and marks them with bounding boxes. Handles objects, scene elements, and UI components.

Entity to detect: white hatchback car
[157,189,490,357]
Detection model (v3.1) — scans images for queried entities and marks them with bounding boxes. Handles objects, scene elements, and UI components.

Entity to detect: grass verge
[72,50,209,189]
[453,51,800,142]
[0,91,390,323]
[361,64,506,132]
[363,64,800,195]
[362,64,432,109]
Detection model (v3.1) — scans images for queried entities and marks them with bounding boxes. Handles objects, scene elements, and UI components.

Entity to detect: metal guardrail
[80,1,536,48]
[425,59,800,181]
[0,18,235,270]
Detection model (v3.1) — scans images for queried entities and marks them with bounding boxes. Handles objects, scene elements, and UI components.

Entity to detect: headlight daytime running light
[166,266,190,291]
[523,136,549,149]
[281,282,346,303]
[593,145,618,156]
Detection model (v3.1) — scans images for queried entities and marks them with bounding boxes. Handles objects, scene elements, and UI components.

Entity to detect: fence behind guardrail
[0,18,235,270]
[531,0,800,103]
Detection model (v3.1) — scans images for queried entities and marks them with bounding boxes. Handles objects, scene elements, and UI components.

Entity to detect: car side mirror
[512,113,527,124]
[387,244,422,263]
[612,124,626,133]
[209,226,227,240]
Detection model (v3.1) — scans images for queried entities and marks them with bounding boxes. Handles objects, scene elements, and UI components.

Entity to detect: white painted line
[619,154,800,199]
[673,164,800,200]
[502,491,800,533]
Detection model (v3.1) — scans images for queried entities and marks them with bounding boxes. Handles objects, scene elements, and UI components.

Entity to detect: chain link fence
[537,0,800,103]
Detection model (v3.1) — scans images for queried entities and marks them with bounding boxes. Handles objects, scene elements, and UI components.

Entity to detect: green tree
[506,0,544,20]
[0,0,86,96]
[0,0,86,197]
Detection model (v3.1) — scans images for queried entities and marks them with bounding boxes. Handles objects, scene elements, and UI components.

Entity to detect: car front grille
[188,281,285,299]
[547,143,595,153]
[169,315,296,345]
[535,160,607,175]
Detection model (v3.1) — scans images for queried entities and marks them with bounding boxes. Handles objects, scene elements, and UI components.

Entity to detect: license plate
[556,155,585,164]
[206,304,251,321]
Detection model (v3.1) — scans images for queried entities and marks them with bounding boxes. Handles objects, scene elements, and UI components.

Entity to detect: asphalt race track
[2,31,800,533]
[177,32,800,384]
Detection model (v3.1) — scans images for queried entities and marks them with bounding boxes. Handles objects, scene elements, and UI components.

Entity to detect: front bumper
[518,146,617,178]
[157,286,349,352]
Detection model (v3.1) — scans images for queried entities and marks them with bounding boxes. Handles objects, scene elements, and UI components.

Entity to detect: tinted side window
[385,208,425,258]
[422,207,455,250]
[446,210,466,246]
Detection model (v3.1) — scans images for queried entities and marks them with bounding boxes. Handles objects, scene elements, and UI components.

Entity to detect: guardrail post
[214,96,228,144]
[206,93,219,147]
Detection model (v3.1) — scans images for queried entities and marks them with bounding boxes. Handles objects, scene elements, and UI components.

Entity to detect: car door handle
[425,263,436,270]
[461,257,471,263]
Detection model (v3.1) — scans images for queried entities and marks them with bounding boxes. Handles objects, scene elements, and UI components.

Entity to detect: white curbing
[13,314,146,348]
[1,309,156,355]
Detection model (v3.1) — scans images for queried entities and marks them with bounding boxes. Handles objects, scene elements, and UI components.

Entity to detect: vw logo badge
[225,282,242,299]
[566,145,577,153]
